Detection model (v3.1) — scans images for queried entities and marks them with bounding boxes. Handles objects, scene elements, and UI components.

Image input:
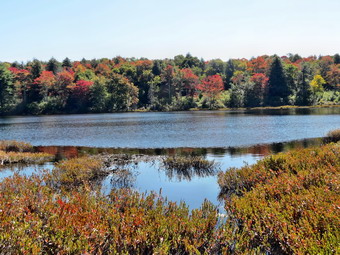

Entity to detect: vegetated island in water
[0,53,339,115]
[0,131,339,254]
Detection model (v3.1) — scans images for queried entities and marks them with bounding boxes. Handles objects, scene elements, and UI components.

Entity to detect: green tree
[46,57,61,74]
[225,59,235,90]
[89,77,109,112]
[106,73,139,111]
[62,57,72,68]
[265,56,290,106]
[0,64,15,113]
[296,66,313,106]
[334,53,340,64]
[30,59,43,79]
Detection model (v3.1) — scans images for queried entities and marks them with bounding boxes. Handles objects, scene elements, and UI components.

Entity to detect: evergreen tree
[152,60,162,76]
[30,59,43,79]
[0,64,15,113]
[333,53,340,65]
[225,59,235,90]
[265,56,290,106]
[62,57,72,68]
[296,66,313,106]
[46,57,61,74]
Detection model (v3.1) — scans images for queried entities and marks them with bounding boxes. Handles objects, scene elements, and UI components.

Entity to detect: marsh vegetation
[0,139,338,253]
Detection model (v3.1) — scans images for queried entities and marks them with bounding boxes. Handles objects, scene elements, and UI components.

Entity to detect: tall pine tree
[0,64,15,113]
[265,56,290,106]
[296,66,313,106]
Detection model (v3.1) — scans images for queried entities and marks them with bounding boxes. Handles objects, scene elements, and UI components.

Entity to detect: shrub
[326,129,340,142]
[218,143,340,254]
[0,151,53,165]
[0,174,219,254]
[0,140,34,152]
[50,156,107,188]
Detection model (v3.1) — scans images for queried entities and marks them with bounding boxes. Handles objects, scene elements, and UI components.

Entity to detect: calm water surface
[0,137,327,210]
[0,107,338,209]
[0,107,339,148]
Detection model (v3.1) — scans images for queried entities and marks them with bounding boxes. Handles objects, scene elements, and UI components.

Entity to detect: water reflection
[34,137,325,160]
[0,137,331,209]
[109,169,137,189]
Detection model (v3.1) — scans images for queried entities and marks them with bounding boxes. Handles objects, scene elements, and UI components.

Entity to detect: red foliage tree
[34,71,56,97]
[180,68,199,97]
[57,70,75,87]
[247,56,268,74]
[34,71,56,87]
[250,73,269,89]
[71,80,94,99]
[196,75,224,99]
[8,67,31,102]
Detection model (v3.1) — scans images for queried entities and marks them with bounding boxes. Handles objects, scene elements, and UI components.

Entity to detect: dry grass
[50,156,107,188]
[0,140,34,152]
[0,151,54,165]
[327,129,340,142]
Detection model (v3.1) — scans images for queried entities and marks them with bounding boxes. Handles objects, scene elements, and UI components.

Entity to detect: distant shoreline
[1,104,340,117]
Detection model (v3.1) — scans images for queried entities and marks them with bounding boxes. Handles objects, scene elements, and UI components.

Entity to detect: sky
[1,0,339,62]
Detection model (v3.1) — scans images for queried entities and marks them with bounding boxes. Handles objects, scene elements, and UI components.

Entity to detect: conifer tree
[265,56,290,106]
[62,57,72,68]
[0,64,15,113]
[30,59,43,79]
[296,66,313,106]
[46,57,61,74]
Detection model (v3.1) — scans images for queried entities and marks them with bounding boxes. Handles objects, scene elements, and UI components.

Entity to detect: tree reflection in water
[110,168,137,189]
[160,155,218,181]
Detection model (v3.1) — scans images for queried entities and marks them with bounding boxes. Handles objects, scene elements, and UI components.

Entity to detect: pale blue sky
[1,0,339,62]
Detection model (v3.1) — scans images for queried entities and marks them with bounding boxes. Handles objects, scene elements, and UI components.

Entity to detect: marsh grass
[162,155,217,181]
[218,142,340,254]
[0,173,218,254]
[50,156,108,188]
[326,129,340,142]
[0,140,338,254]
[0,140,53,166]
[0,140,34,152]
[0,151,54,165]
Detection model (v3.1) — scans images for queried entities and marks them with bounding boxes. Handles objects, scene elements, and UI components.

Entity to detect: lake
[0,139,328,210]
[0,107,339,209]
[0,107,339,148]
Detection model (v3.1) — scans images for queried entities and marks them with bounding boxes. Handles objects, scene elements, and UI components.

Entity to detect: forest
[0,53,339,115]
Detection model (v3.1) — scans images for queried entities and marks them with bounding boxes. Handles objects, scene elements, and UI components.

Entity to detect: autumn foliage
[0,53,339,115]
[196,75,224,99]
[0,141,339,253]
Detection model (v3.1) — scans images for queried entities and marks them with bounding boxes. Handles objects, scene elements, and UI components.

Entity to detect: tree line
[0,53,339,115]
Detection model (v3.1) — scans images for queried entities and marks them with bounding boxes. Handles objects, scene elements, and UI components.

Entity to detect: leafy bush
[50,156,107,188]
[169,96,197,111]
[218,143,340,254]
[0,174,218,254]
